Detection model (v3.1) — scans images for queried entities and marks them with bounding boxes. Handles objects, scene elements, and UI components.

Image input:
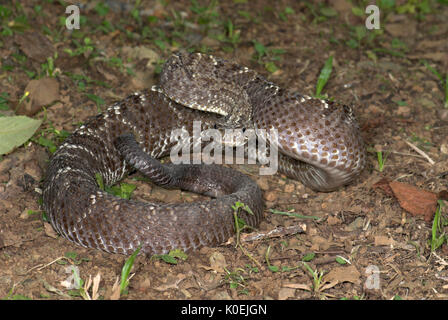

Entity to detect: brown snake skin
[42,52,366,255]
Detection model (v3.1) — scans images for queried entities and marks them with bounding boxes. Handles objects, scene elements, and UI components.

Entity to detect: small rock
[212,290,232,300]
[366,104,384,114]
[264,191,277,202]
[441,144,448,155]
[209,251,227,273]
[278,287,296,300]
[346,217,364,231]
[418,97,436,109]
[437,109,448,121]
[284,184,295,193]
[396,106,410,117]
[327,215,341,225]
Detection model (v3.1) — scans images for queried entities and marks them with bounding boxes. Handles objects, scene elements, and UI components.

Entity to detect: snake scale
[42,52,366,255]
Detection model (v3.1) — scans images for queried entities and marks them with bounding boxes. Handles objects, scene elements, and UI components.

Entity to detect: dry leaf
[278,287,296,300]
[15,31,55,63]
[374,235,396,246]
[109,276,121,300]
[44,222,59,239]
[283,283,312,291]
[17,78,60,116]
[209,251,227,273]
[323,265,361,286]
[389,181,438,222]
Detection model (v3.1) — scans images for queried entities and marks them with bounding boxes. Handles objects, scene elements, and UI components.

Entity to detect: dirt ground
[1,0,448,300]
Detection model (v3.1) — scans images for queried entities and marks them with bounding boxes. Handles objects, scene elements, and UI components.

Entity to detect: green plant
[265,245,278,272]
[252,40,285,73]
[231,201,261,268]
[120,246,141,295]
[269,208,320,220]
[95,173,136,200]
[431,200,447,252]
[152,249,188,265]
[376,150,389,172]
[224,267,248,294]
[215,20,240,52]
[302,262,325,293]
[315,55,333,99]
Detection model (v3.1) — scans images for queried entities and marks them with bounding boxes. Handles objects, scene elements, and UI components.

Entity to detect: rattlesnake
[42,52,366,255]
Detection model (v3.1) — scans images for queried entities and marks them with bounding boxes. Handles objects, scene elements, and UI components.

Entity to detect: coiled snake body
[43,52,366,255]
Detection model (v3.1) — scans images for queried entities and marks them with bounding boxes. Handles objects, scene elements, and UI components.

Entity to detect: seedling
[431,200,447,252]
[152,249,188,265]
[120,245,141,295]
[315,55,333,99]
[376,150,389,172]
[302,261,325,293]
[231,201,261,268]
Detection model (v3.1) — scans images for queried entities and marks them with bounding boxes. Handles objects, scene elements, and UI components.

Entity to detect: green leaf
[315,55,333,97]
[270,209,320,220]
[0,92,9,110]
[320,7,338,17]
[169,248,188,261]
[264,61,278,73]
[253,40,267,58]
[37,136,57,153]
[0,116,42,155]
[335,256,347,264]
[351,7,364,17]
[161,254,178,264]
[120,246,141,294]
[302,253,315,262]
[268,265,279,272]
[105,183,136,199]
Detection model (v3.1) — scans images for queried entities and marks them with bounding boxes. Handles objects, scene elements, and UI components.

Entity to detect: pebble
[284,183,295,193]
[263,191,277,202]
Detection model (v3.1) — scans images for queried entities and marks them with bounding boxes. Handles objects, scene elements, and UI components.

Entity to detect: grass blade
[270,209,320,220]
[120,245,141,295]
[315,55,333,97]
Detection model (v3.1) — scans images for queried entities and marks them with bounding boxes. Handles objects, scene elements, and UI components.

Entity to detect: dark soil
[0,0,448,300]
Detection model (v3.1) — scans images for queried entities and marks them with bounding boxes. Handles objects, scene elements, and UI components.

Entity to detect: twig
[404,140,435,165]
[240,224,305,243]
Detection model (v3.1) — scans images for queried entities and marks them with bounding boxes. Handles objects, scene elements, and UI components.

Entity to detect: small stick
[404,140,435,165]
[240,224,305,243]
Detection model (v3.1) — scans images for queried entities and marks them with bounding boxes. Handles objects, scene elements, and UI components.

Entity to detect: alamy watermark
[65,5,80,30]
[365,5,380,30]
[365,265,381,289]
[65,4,381,31]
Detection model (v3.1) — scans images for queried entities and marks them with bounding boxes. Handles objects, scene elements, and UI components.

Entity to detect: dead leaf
[373,178,393,196]
[44,222,59,239]
[374,235,396,246]
[15,31,55,63]
[323,265,361,286]
[409,52,448,64]
[389,181,438,222]
[385,22,416,37]
[283,283,312,291]
[17,78,60,116]
[278,287,296,300]
[209,251,227,273]
[109,276,121,300]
